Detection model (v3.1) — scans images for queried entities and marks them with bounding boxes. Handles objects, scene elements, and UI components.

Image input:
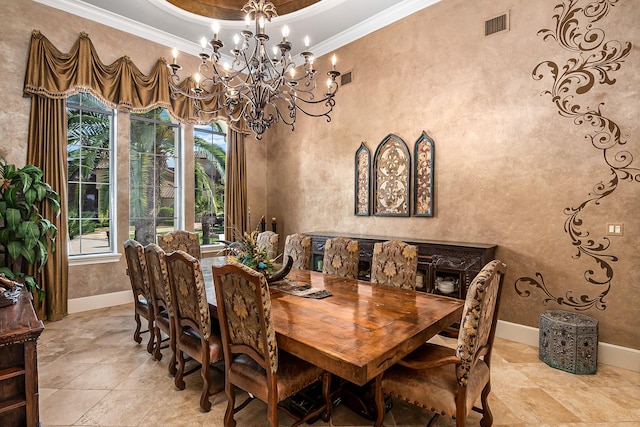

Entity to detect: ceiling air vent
[485,12,509,36]
[340,70,353,86]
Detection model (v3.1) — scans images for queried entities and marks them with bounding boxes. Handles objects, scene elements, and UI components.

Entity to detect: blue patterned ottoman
[539,310,598,374]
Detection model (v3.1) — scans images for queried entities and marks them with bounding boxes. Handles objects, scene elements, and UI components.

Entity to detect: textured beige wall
[262,0,640,348]
[1,0,638,349]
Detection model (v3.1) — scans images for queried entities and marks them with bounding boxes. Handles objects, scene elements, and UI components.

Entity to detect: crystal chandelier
[167,0,341,139]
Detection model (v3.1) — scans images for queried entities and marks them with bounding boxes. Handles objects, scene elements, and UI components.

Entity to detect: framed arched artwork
[354,142,371,216]
[413,131,435,216]
[373,134,410,216]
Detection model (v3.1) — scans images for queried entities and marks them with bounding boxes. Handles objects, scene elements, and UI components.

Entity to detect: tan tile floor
[38,303,640,426]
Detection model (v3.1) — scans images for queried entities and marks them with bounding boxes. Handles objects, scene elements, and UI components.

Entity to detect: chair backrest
[165,250,211,341]
[322,237,359,279]
[370,240,418,289]
[213,262,278,375]
[124,239,150,302]
[455,259,506,386]
[283,233,311,269]
[157,230,202,259]
[144,243,171,316]
[256,231,279,260]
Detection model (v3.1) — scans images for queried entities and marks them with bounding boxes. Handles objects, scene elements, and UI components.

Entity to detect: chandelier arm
[289,95,336,120]
[290,84,338,103]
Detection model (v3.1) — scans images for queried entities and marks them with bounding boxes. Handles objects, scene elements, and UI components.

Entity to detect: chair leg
[133,313,142,344]
[267,393,279,427]
[456,390,467,427]
[224,380,237,427]
[175,349,186,390]
[152,325,163,361]
[200,360,212,412]
[479,381,493,427]
[145,316,155,354]
[168,322,177,376]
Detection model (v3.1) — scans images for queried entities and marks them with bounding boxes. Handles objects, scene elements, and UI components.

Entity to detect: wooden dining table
[200,257,464,386]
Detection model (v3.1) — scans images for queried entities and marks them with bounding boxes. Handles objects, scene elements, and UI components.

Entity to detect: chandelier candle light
[168,0,341,139]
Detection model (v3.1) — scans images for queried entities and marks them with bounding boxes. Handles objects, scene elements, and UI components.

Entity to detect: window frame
[129,108,182,246]
[66,93,118,262]
[193,121,227,248]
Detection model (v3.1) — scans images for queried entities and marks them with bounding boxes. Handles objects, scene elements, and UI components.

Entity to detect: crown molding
[312,0,439,59]
[34,0,439,61]
[34,0,200,54]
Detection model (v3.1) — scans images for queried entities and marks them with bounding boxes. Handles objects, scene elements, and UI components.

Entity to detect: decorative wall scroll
[354,142,371,216]
[413,131,435,217]
[515,0,634,311]
[373,134,410,216]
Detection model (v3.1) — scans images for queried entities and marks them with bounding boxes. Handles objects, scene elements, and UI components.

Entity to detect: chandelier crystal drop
[168,0,341,139]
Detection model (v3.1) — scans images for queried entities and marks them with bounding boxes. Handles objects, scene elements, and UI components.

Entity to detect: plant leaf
[0,228,10,244]
[18,170,33,193]
[35,184,46,201]
[6,207,21,230]
[20,222,40,250]
[35,240,49,268]
[21,246,35,265]
[3,163,16,176]
[7,241,22,261]
[4,186,16,207]
[24,188,37,205]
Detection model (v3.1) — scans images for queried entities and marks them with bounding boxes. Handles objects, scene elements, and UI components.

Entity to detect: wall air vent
[485,12,509,36]
[340,70,353,86]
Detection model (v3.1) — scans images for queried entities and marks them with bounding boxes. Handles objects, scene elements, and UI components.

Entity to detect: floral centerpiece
[228,230,276,275]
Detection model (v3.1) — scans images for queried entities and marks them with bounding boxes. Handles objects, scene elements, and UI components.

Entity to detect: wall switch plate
[607,223,624,236]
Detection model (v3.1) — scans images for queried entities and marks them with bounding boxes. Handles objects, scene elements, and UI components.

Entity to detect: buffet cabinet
[0,287,44,427]
[306,232,497,301]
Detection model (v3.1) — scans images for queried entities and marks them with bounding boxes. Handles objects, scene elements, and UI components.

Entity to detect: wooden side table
[0,286,44,426]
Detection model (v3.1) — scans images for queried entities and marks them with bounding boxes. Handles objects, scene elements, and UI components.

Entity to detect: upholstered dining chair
[370,240,418,289]
[123,239,155,354]
[212,261,332,427]
[283,233,312,269]
[144,243,177,374]
[157,230,202,259]
[256,230,279,261]
[322,237,360,279]
[165,250,224,411]
[373,260,507,427]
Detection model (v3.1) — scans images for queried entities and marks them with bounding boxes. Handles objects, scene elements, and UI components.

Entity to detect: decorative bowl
[437,279,455,294]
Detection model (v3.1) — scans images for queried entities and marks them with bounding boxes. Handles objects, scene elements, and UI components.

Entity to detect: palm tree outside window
[66,93,115,256]
[193,122,227,245]
[130,108,181,245]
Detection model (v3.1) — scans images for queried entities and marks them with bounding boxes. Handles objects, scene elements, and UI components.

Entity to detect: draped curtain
[224,129,247,240]
[22,30,248,319]
[26,96,68,321]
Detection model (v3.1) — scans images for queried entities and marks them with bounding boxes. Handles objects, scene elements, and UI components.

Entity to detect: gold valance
[22,30,227,125]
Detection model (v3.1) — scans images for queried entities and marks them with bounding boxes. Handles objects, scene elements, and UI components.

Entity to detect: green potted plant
[0,156,60,299]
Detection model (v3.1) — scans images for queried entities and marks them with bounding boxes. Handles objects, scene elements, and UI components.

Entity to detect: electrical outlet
[607,223,624,236]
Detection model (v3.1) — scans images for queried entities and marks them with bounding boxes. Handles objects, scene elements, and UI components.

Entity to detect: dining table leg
[374,373,385,427]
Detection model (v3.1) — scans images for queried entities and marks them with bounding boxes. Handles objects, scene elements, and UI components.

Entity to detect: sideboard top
[306,232,497,250]
[0,287,44,345]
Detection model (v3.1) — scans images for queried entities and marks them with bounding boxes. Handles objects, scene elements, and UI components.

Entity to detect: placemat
[269,279,332,299]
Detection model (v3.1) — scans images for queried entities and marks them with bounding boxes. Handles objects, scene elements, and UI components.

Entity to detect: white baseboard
[68,290,133,314]
[496,320,640,373]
